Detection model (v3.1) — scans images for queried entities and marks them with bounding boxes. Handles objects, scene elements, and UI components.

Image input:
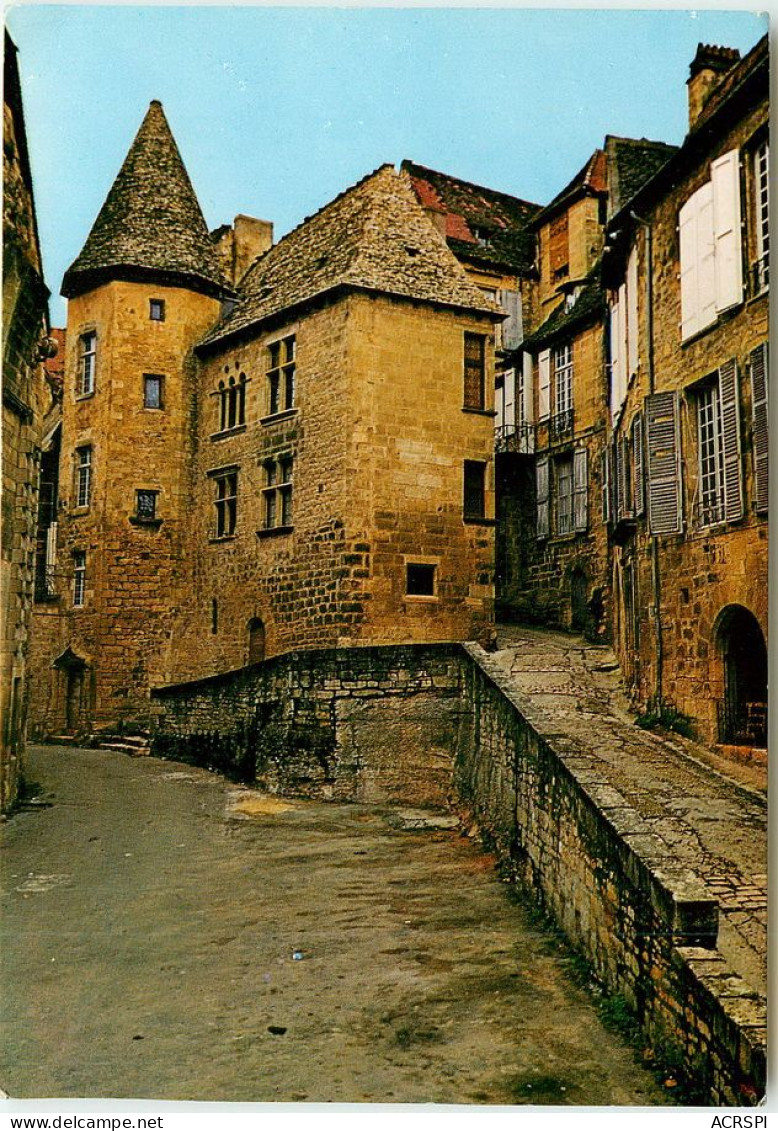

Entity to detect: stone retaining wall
[458,644,765,1105]
[151,644,465,808]
[150,641,765,1104]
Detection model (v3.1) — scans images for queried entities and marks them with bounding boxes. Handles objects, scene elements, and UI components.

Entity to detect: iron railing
[716,699,767,747]
[495,422,535,455]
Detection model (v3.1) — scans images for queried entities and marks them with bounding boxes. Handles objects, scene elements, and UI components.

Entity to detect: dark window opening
[248,618,266,663]
[406,563,436,597]
[211,598,218,634]
[135,489,158,521]
[217,373,247,432]
[464,460,486,519]
[262,456,293,530]
[150,299,165,322]
[214,470,238,537]
[266,335,296,417]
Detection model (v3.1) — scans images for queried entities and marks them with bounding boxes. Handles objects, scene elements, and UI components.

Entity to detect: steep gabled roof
[199,164,500,349]
[604,136,678,219]
[532,149,607,229]
[62,101,228,299]
[402,160,540,273]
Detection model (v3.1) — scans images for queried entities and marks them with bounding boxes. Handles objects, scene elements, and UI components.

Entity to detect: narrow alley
[1,744,669,1105]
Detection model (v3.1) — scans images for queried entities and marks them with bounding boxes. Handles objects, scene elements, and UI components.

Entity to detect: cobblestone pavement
[1,745,669,1104]
[493,625,767,997]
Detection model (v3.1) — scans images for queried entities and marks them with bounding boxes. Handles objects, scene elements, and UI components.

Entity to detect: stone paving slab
[492,625,767,998]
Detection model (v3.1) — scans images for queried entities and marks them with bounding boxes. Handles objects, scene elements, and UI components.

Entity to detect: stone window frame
[207,464,239,540]
[74,444,92,509]
[72,550,86,607]
[149,298,166,322]
[213,370,248,436]
[404,556,440,601]
[463,332,487,411]
[258,453,294,537]
[263,334,297,423]
[143,374,164,411]
[77,330,97,399]
[130,488,163,528]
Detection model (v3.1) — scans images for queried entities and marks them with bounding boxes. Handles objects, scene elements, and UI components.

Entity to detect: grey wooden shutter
[536,457,550,539]
[632,412,645,517]
[615,436,627,520]
[601,447,611,523]
[717,358,743,522]
[573,447,588,532]
[646,391,683,535]
[750,343,769,513]
[500,288,522,351]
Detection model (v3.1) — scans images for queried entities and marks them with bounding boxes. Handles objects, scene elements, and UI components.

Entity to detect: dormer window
[472,226,492,247]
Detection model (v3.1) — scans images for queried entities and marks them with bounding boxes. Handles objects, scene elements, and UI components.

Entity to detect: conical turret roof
[62,101,228,298]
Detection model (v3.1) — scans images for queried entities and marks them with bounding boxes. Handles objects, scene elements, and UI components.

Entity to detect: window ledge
[74,392,95,402]
[71,506,90,517]
[461,406,496,417]
[403,594,439,603]
[256,525,294,539]
[129,516,163,528]
[261,409,298,426]
[209,534,236,544]
[464,516,496,527]
[143,406,165,413]
[34,592,60,604]
[681,303,743,348]
[211,424,247,441]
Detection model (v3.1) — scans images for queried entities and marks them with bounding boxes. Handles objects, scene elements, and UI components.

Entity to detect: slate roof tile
[199,164,500,349]
[62,101,228,298]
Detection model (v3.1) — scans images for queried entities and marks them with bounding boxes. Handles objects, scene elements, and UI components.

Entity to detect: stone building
[28,105,501,735]
[2,31,59,808]
[602,37,768,751]
[497,136,675,634]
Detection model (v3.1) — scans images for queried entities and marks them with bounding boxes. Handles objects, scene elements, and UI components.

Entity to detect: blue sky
[6,5,767,326]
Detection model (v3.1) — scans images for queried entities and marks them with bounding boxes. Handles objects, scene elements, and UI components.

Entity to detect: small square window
[406,563,436,597]
[136,489,158,520]
[143,374,163,409]
[150,299,165,322]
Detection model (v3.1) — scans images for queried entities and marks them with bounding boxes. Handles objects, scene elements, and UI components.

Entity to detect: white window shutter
[500,288,522,351]
[494,376,504,432]
[717,359,743,522]
[679,194,699,341]
[750,343,769,513]
[536,457,550,539]
[712,149,743,313]
[609,296,621,419]
[538,349,551,421]
[573,447,588,532]
[522,351,534,426]
[618,282,628,394]
[503,368,516,431]
[697,182,717,332]
[632,412,645,517]
[627,247,639,376]
[646,391,683,535]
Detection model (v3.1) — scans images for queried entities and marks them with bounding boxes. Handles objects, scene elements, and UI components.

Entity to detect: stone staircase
[91,731,151,757]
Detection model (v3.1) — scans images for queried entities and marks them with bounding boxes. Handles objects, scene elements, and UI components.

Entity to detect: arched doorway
[52,646,88,733]
[247,618,266,664]
[715,606,767,746]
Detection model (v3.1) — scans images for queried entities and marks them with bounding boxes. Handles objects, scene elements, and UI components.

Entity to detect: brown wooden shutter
[573,447,588,532]
[615,436,627,520]
[646,391,682,535]
[717,358,743,522]
[632,412,645,517]
[549,213,569,274]
[536,457,550,539]
[464,333,485,409]
[750,343,769,513]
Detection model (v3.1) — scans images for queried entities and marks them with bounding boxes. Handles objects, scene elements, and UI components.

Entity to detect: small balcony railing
[549,408,574,441]
[495,422,535,455]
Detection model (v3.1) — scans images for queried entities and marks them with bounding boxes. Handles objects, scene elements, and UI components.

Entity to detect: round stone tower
[45,101,230,734]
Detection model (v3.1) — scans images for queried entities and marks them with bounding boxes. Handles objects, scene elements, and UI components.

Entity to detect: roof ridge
[401,158,541,211]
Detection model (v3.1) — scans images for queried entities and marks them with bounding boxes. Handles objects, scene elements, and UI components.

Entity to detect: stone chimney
[687,44,741,130]
[212,215,274,287]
